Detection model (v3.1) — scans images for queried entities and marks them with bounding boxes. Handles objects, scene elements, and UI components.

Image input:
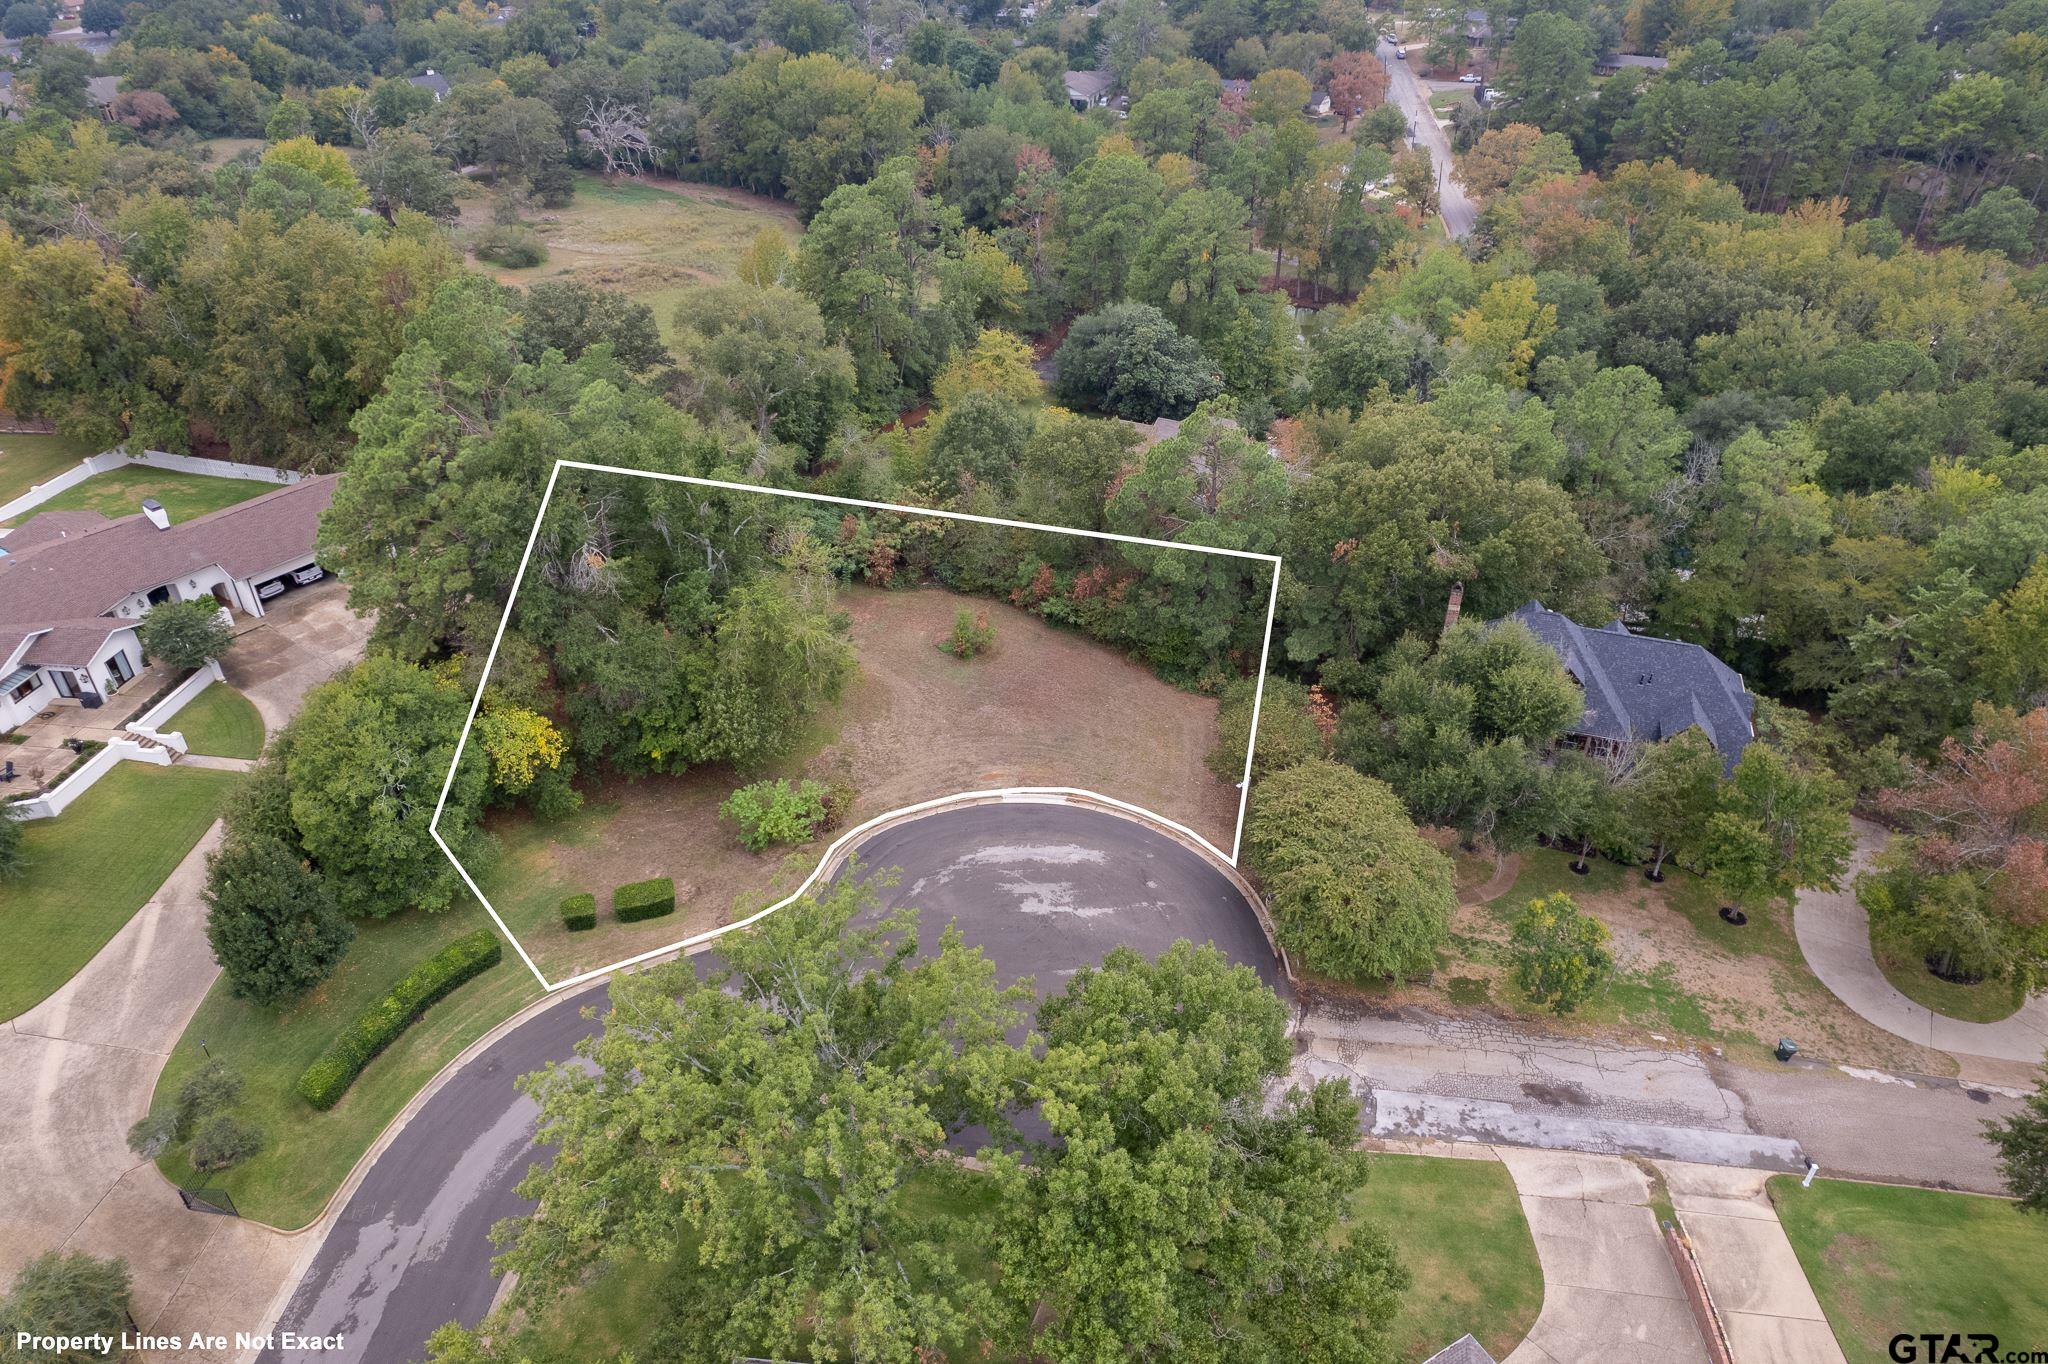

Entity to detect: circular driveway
[260,800,1276,1364]
[849,800,1282,999]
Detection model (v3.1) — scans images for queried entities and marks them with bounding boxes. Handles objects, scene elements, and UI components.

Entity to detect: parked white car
[256,579,286,600]
[1459,73,1482,83]
[290,563,326,586]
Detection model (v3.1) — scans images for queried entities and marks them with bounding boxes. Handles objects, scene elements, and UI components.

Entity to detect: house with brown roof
[0,475,335,733]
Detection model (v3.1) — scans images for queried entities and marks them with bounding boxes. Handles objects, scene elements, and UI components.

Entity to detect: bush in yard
[560,892,596,931]
[0,807,24,881]
[126,1060,245,1159]
[189,1113,264,1173]
[0,1251,132,1364]
[296,929,503,1109]
[1509,892,1612,1015]
[720,779,828,852]
[1244,758,1455,982]
[475,224,547,267]
[942,608,995,660]
[138,597,233,672]
[1206,675,1330,782]
[204,835,355,1007]
[613,876,677,922]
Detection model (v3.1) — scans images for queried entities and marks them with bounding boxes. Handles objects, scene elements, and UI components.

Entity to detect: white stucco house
[0,475,336,734]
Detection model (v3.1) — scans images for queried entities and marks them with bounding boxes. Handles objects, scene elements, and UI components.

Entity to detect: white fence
[0,446,298,523]
[6,660,224,820]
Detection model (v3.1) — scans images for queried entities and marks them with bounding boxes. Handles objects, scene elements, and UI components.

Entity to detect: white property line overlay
[430,459,1285,994]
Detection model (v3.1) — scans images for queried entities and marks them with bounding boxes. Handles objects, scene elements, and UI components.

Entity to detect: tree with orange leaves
[1863,706,2048,991]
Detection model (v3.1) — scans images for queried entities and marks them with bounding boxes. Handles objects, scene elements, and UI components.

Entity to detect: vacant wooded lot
[476,584,1242,981]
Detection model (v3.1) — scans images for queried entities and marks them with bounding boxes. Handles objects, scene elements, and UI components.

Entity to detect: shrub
[138,598,234,672]
[189,1114,264,1173]
[560,892,596,931]
[1206,675,1329,782]
[296,930,502,1109]
[613,876,676,922]
[126,1059,245,1159]
[720,778,829,852]
[821,779,859,831]
[475,224,548,267]
[942,608,996,660]
[1244,758,1455,983]
[1509,892,1612,1015]
[1,1252,132,1359]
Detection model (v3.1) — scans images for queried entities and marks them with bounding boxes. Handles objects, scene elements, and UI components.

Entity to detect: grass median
[154,902,542,1227]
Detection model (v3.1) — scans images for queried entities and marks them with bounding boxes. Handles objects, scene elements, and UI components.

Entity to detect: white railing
[8,737,171,820]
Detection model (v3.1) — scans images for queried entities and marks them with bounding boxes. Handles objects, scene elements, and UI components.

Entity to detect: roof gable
[1499,599,1756,773]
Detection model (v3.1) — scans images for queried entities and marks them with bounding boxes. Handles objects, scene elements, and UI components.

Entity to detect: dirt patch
[1334,849,1954,1075]
[477,584,1241,981]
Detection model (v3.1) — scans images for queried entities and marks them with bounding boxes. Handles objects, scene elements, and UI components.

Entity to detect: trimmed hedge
[560,892,596,932]
[614,876,675,923]
[295,929,503,1110]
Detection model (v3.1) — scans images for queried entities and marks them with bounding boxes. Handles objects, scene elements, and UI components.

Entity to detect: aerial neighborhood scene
[2,0,2047,1357]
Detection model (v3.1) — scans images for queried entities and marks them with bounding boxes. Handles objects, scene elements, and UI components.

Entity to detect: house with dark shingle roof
[1423,1334,1498,1364]
[0,476,334,733]
[1500,599,1756,774]
[408,68,451,101]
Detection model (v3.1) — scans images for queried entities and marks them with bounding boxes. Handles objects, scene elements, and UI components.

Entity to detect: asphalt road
[1378,38,1480,239]
[259,802,1275,1364]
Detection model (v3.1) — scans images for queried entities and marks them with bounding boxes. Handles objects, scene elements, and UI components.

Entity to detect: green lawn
[0,432,94,505]
[1871,938,2026,1024]
[0,763,241,1020]
[152,901,543,1228]
[170,683,265,760]
[6,465,278,526]
[1769,1177,2048,1364]
[1361,1153,1544,1362]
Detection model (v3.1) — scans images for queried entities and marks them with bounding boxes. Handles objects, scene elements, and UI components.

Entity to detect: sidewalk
[1794,820,2048,1063]
[1659,1163,1845,1364]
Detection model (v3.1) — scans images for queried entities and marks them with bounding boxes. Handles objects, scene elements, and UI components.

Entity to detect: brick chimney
[1441,581,1464,636]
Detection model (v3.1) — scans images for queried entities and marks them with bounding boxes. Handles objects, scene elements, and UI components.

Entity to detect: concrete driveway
[222,577,373,735]
[1500,1148,1711,1364]
[0,824,303,1354]
[1661,1163,1845,1364]
[2,574,371,1359]
[1794,820,2048,1064]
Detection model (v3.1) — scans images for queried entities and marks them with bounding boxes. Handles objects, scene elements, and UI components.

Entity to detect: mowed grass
[483,1155,1535,1362]
[1769,1177,2048,1364]
[1360,1153,1544,1362]
[467,173,801,350]
[0,432,94,505]
[170,683,265,760]
[1871,938,2027,1024]
[154,900,543,1228]
[0,763,240,1020]
[6,465,278,526]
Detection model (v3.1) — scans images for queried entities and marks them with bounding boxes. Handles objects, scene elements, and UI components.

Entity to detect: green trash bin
[1775,1038,1799,1062]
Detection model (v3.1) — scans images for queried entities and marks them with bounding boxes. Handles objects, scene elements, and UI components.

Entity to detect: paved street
[261,801,1282,1364]
[1378,38,1479,238]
